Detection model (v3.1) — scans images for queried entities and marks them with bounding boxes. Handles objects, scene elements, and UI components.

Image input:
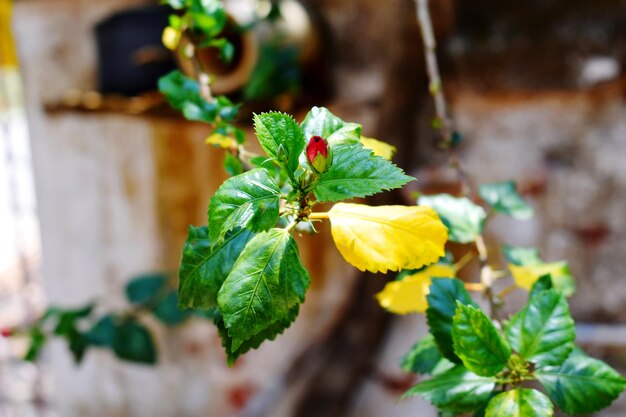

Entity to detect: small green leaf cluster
[15,273,212,365]
[403,276,626,416]
[178,107,413,364]
[162,0,233,61]
[159,70,243,138]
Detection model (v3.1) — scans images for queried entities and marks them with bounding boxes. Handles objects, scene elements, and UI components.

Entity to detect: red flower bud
[1,328,12,337]
[306,135,332,174]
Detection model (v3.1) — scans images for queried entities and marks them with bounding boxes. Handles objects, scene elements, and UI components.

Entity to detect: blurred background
[1,0,626,416]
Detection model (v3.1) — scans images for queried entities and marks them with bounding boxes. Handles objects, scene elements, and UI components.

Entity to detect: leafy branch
[389,1,626,416]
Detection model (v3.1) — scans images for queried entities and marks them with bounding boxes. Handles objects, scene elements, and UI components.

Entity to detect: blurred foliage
[8,273,212,365]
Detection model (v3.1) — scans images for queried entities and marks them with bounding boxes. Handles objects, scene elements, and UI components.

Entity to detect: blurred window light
[1,0,43,329]
[579,56,620,87]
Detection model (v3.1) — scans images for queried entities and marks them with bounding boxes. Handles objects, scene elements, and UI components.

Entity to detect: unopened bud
[306,136,332,174]
[162,26,181,51]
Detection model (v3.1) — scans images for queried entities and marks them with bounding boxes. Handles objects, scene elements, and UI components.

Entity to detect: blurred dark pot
[95,5,176,96]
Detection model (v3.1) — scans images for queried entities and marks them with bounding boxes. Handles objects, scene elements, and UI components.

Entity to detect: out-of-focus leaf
[479,181,533,219]
[377,264,455,314]
[125,274,168,305]
[360,136,396,160]
[112,319,157,364]
[419,194,486,244]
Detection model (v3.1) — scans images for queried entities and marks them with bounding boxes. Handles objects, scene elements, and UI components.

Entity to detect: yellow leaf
[376,264,455,314]
[360,136,397,160]
[162,26,181,51]
[205,133,236,149]
[509,262,571,291]
[327,203,448,273]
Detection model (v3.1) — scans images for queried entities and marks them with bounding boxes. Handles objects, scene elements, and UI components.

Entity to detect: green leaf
[161,0,185,9]
[125,273,167,305]
[426,278,478,363]
[419,194,486,243]
[452,303,511,376]
[50,304,94,364]
[327,123,362,146]
[529,274,553,300]
[208,169,281,246]
[403,366,496,413]
[485,388,553,417]
[401,334,453,375]
[505,289,575,366]
[215,96,239,122]
[159,71,220,123]
[224,153,243,176]
[24,326,46,362]
[479,181,534,220]
[85,315,116,347]
[214,305,299,366]
[502,245,542,266]
[253,112,306,175]
[112,319,156,364]
[66,330,90,364]
[313,144,413,202]
[178,226,255,309]
[536,349,626,415]
[53,303,94,336]
[189,0,227,38]
[218,229,310,351]
[300,106,347,139]
[153,291,190,326]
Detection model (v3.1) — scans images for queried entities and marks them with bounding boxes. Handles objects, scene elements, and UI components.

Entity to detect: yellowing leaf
[509,262,575,296]
[376,264,455,314]
[327,203,448,273]
[162,26,181,51]
[206,133,236,149]
[360,136,397,160]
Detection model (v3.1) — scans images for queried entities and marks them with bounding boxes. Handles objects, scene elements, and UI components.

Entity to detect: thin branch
[185,43,214,102]
[416,0,451,141]
[415,0,472,197]
[415,0,504,319]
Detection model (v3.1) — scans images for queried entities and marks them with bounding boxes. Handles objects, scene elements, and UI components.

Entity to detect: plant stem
[416,0,501,318]
[284,221,298,233]
[453,250,475,273]
[497,284,518,300]
[464,282,485,292]
[415,0,472,197]
[308,212,329,220]
[475,234,500,318]
[185,43,214,102]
